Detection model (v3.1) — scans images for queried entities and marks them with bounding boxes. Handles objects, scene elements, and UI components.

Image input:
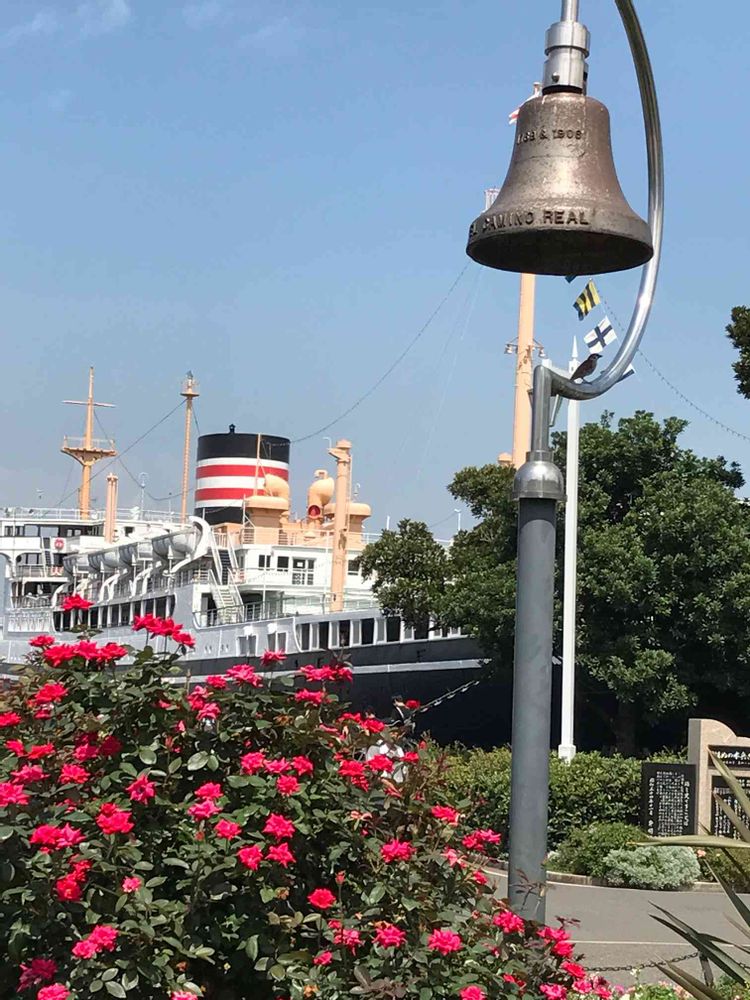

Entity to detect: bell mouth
[466,226,653,276]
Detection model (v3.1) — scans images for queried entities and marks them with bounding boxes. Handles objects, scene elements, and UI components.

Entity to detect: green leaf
[269,964,285,980]
[365,883,386,905]
[105,983,127,998]
[187,751,208,771]
[90,981,104,994]
[260,887,275,903]
[168,757,182,774]
[0,827,14,842]
[163,858,190,870]
[245,935,259,961]
[138,748,157,766]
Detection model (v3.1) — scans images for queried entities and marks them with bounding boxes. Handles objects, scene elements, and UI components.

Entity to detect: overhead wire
[597,288,750,445]
[412,267,483,487]
[287,263,470,445]
[56,399,186,507]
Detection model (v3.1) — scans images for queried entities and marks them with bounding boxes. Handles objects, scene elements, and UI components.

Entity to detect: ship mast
[180,372,200,524]
[61,367,116,520]
[328,439,352,613]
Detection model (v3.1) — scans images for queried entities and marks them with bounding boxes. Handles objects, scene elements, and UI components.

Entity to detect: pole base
[557,743,577,763]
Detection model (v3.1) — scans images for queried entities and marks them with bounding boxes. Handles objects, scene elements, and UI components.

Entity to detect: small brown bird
[570,352,599,381]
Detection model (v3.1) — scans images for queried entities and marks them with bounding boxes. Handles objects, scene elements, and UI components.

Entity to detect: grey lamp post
[465,0,664,922]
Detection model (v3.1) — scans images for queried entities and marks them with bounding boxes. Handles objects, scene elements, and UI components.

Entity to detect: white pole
[558,336,580,762]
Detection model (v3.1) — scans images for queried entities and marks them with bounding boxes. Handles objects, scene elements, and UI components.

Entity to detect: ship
[0,369,484,721]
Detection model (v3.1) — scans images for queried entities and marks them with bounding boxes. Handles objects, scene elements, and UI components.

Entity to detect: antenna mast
[61,367,116,520]
[180,372,200,523]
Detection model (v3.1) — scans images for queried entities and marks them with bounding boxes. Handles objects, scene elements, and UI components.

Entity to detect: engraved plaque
[641,762,696,837]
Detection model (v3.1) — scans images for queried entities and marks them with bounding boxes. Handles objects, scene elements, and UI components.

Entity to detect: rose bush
[0,619,610,999]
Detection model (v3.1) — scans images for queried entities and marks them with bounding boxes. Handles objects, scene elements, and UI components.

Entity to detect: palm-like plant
[647,750,750,997]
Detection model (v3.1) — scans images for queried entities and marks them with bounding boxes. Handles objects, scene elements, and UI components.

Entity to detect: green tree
[726,305,750,397]
[360,412,750,753]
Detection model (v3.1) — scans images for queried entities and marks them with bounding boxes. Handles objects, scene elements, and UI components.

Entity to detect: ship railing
[6,609,55,633]
[62,436,116,452]
[173,567,211,588]
[12,595,53,609]
[238,527,380,549]
[193,594,376,629]
[0,506,184,524]
[13,565,66,578]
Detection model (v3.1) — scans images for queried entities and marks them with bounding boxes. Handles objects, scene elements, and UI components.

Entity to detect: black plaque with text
[708,745,750,769]
[641,762,696,837]
[711,774,750,837]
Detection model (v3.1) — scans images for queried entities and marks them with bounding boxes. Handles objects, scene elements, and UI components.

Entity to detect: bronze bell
[466,92,653,276]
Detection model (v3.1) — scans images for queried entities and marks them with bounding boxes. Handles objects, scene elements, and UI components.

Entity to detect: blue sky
[0,0,747,532]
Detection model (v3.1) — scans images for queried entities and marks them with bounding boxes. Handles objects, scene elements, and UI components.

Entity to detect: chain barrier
[588,950,699,974]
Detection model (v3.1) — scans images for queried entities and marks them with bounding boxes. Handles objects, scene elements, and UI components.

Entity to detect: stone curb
[484,861,724,892]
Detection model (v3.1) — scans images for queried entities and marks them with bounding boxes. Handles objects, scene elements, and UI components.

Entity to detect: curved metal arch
[551,0,664,402]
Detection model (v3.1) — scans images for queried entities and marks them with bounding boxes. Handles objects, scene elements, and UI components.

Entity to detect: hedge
[440,747,679,850]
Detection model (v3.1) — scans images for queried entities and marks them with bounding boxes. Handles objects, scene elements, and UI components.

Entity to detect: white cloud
[182,1,224,29]
[76,0,131,37]
[1,9,58,48]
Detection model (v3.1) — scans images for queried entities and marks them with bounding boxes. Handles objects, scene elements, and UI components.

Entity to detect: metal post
[508,365,564,921]
[558,339,580,763]
[561,0,580,21]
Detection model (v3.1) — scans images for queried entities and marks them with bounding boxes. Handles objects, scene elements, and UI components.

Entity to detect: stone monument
[688,718,750,836]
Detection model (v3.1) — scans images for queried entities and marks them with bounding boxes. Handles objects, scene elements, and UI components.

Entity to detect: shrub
[442,748,647,849]
[625,983,688,1000]
[715,974,750,1000]
[699,848,750,893]
[600,845,700,889]
[553,822,642,878]
[0,621,609,1000]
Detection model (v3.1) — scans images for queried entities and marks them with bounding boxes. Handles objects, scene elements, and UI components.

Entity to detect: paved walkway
[494,873,748,987]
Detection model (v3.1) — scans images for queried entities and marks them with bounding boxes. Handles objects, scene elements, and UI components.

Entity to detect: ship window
[238,635,257,657]
[339,621,350,647]
[385,617,401,643]
[414,619,429,641]
[121,604,131,625]
[347,560,359,576]
[319,621,329,650]
[277,556,289,570]
[259,554,271,569]
[361,618,374,645]
[299,623,310,651]
[270,632,287,653]
[292,558,315,585]
[90,608,99,628]
[155,598,167,618]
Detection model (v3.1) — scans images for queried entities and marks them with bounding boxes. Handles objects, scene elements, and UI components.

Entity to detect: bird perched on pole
[570,352,599,382]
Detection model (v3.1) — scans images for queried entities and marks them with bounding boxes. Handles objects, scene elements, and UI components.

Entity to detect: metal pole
[508,365,564,921]
[558,339,580,763]
[561,0,580,21]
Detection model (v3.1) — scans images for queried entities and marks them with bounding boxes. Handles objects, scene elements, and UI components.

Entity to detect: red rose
[215,819,242,840]
[95,803,134,835]
[427,928,463,955]
[266,842,295,867]
[276,775,300,796]
[237,844,263,871]
[263,813,296,840]
[380,839,414,863]
[307,887,337,910]
[374,924,406,948]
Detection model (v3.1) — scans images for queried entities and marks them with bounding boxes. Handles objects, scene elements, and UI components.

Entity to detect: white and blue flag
[584,316,616,355]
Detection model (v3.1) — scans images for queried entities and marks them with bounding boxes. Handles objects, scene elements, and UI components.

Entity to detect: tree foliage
[360,411,750,752]
[726,305,750,398]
